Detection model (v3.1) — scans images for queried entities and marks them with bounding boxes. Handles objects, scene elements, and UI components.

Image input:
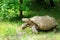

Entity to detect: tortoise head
[22,18,31,29]
[22,18,32,24]
[22,18,34,28]
[22,18,30,23]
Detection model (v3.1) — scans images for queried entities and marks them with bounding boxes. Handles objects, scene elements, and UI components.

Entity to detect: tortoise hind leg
[52,25,58,32]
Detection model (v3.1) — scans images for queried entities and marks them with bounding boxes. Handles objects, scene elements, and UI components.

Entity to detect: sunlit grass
[0,19,60,40]
[0,21,17,36]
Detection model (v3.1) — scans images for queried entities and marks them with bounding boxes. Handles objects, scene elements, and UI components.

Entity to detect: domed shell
[30,16,58,30]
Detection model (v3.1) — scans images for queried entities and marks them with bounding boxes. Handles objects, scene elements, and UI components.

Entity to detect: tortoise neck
[28,19,37,26]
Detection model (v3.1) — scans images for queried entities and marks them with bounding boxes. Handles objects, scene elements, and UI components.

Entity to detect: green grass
[0,19,60,40]
[0,21,16,36]
[0,13,60,39]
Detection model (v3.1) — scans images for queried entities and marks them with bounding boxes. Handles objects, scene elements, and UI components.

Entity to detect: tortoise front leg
[21,23,28,30]
[31,25,38,34]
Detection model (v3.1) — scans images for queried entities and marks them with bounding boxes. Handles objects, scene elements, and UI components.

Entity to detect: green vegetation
[0,0,60,40]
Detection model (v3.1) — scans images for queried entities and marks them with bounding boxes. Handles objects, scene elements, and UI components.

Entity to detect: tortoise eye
[27,24,30,26]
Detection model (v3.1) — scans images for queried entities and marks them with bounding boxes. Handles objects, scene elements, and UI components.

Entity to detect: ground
[0,19,60,40]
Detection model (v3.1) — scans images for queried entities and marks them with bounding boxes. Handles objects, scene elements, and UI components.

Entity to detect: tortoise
[21,16,58,33]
